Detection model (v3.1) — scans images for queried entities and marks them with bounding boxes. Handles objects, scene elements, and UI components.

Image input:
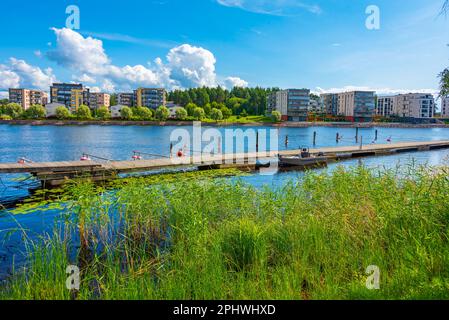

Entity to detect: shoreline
[1,119,448,129]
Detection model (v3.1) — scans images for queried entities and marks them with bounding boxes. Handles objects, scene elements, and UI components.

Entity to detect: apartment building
[309,98,324,113]
[395,93,435,119]
[267,89,310,121]
[338,91,375,120]
[442,97,449,118]
[320,93,339,116]
[376,96,396,117]
[50,83,90,113]
[89,93,111,110]
[117,93,134,107]
[134,88,166,109]
[8,88,48,110]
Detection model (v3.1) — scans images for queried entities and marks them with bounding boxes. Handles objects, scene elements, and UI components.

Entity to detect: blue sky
[0,0,448,97]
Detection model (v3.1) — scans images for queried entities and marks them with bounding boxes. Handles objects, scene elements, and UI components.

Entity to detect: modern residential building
[267,89,310,121]
[89,93,111,110]
[442,97,449,118]
[8,88,48,110]
[134,88,166,109]
[338,91,375,120]
[320,93,339,116]
[376,96,396,117]
[50,83,90,113]
[309,97,324,113]
[117,93,134,107]
[394,93,435,119]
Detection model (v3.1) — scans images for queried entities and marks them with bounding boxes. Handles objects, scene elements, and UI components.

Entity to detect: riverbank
[1,164,448,300]
[1,119,449,128]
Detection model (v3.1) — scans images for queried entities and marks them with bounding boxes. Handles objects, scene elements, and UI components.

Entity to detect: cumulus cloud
[167,44,217,87]
[216,0,322,16]
[0,58,56,91]
[0,91,9,99]
[224,76,249,89]
[45,28,246,91]
[73,73,96,83]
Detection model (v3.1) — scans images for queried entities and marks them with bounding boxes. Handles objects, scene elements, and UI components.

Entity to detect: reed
[1,164,449,300]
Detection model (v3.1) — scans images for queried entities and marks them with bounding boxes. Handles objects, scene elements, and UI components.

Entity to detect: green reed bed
[1,164,449,300]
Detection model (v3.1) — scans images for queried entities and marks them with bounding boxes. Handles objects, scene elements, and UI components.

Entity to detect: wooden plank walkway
[1,140,449,175]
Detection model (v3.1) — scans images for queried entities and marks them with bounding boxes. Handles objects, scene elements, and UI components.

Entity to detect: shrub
[120,106,133,120]
[75,105,92,120]
[193,107,206,120]
[0,115,12,120]
[3,103,23,119]
[24,105,46,119]
[271,111,282,122]
[96,106,111,120]
[55,106,71,119]
[175,107,188,120]
[155,106,170,121]
[210,108,223,121]
[133,107,153,120]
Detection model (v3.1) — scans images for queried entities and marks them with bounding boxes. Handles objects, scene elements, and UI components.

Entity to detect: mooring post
[375,129,378,141]
[356,127,359,143]
[336,133,340,143]
[285,135,289,148]
[170,143,173,158]
[313,131,317,146]
[256,131,259,153]
[360,136,363,150]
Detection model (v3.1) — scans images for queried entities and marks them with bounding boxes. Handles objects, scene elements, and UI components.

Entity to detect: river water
[1,124,449,279]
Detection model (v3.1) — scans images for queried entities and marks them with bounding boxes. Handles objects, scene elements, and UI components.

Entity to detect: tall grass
[1,164,449,300]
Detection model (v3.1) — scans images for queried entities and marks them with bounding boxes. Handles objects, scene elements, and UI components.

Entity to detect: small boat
[278,147,328,167]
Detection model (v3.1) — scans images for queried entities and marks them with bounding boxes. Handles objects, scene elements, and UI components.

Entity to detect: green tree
[175,107,188,120]
[24,105,46,119]
[203,103,212,116]
[155,106,170,121]
[55,106,71,119]
[271,111,282,122]
[133,107,153,120]
[4,103,23,119]
[210,108,223,121]
[96,106,111,120]
[75,105,92,120]
[439,68,449,98]
[120,106,133,120]
[193,107,206,120]
[221,106,232,119]
[185,103,198,117]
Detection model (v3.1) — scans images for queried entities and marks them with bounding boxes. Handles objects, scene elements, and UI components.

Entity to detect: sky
[0,0,448,99]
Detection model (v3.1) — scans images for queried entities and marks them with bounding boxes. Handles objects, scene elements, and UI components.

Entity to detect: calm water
[1,124,449,280]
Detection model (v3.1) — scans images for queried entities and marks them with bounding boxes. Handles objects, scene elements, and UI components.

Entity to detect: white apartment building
[395,93,435,119]
[376,96,396,117]
[442,97,449,118]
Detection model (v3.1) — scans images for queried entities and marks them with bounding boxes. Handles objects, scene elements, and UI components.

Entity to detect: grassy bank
[1,165,449,300]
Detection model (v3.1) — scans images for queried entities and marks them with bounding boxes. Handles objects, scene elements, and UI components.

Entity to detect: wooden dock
[1,140,449,187]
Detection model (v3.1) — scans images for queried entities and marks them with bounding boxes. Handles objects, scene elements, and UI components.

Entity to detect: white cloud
[47,28,110,75]
[216,0,322,16]
[0,68,20,89]
[224,76,249,88]
[167,44,217,87]
[0,58,56,91]
[73,74,96,83]
[0,91,9,99]
[45,28,245,91]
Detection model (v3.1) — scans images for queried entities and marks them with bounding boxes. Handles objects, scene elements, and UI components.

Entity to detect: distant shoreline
[1,119,448,129]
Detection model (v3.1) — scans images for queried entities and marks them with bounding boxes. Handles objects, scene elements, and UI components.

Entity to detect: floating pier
[1,140,449,187]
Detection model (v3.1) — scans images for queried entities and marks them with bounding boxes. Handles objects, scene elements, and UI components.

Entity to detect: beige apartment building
[89,93,111,110]
[8,88,48,110]
[376,96,396,117]
[394,93,435,119]
[337,91,375,120]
